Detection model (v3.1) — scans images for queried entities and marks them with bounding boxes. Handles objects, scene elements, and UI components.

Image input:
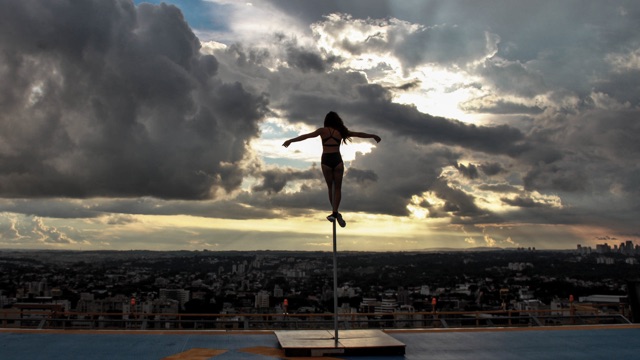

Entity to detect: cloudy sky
[1,0,639,251]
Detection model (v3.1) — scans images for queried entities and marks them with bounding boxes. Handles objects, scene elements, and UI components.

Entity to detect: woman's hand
[282,140,292,148]
[373,135,381,143]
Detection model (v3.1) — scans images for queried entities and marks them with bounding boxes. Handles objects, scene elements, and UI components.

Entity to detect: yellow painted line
[162,348,227,359]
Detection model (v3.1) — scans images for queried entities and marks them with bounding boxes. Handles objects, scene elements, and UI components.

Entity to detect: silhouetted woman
[283,111,381,227]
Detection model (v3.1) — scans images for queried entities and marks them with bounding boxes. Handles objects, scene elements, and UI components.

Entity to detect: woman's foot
[327,212,346,227]
[327,212,336,222]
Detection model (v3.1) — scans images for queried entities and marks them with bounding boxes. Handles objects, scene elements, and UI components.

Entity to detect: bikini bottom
[321,152,343,169]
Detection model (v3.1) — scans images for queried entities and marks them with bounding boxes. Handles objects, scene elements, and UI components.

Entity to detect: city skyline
[1,1,639,251]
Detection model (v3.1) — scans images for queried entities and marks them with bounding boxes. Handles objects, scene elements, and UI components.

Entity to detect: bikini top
[322,129,341,147]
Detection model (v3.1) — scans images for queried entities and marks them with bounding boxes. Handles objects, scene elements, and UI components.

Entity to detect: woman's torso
[321,127,342,153]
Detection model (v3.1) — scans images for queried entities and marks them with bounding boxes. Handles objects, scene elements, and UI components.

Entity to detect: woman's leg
[332,164,344,213]
[321,165,335,211]
[321,163,344,213]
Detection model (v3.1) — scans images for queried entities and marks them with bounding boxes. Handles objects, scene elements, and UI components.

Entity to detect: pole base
[275,329,406,357]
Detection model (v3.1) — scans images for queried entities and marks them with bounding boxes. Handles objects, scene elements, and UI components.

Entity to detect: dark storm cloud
[0,199,102,219]
[0,0,267,199]
[523,163,587,193]
[0,196,277,220]
[96,197,278,219]
[430,179,486,218]
[593,70,640,107]
[524,107,640,197]
[460,99,545,115]
[346,168,378,184]
[341,143,461,217]
[476,60,547,98]
[391,23,498,69]
[566,109,640,162]
[285,46,326,73]
[478,162,505,176]
[455,163,479,180]
[252,167,318,194]
[275,35,328,73]
[394,80,421,91]
[348,84,529,157]
[501,196,547,208]
[519,108,640,195]
[477,183,519,194]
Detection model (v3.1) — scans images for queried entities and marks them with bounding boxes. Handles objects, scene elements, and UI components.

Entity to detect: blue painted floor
[1,326,639,359]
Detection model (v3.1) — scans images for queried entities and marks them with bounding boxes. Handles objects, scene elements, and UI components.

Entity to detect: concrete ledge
[275,329,405,357]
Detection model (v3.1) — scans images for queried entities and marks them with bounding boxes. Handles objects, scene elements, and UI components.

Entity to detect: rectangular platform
[274,329,406,357]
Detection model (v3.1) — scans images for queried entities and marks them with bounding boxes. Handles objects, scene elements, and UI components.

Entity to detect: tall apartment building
[255,290,270,309]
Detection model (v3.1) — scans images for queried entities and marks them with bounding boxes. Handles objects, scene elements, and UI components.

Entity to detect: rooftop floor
[2,325,639,359]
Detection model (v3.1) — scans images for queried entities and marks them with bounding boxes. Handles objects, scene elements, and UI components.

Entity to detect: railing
[0,305,631,331]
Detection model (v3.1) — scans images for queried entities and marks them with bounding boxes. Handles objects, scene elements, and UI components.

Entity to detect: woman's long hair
[324,111,351,144]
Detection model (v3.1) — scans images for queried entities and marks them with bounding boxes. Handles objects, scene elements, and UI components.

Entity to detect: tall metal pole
[332,180,339,345]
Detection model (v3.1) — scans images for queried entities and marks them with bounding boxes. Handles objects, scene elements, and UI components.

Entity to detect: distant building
[154,277,169,287]
[359,298,379,313]
[159,289,190,307]
[596,243,612,253]
[0,292,10,308]
[596,256,615,265]
[621,240,635,255]
[515,299,544,311]
[76,295,130,313]
[237,263,246,275]
[550,298,568,316]
[397,287,410,305]
[509,262,533,271]
[583,240,640,255]
[578,294,627,303]
[576,244,592,255]
[518,288,535,300]
[376,299,398,314]
[285,269,306,278]
[254,290,270,309]
[454,284,472,296]
[337,286,357,298]
[141,299,179,315]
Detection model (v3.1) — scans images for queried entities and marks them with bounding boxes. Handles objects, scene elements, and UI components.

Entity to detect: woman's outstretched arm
[349,131,381,143]
[282,128,323,148]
